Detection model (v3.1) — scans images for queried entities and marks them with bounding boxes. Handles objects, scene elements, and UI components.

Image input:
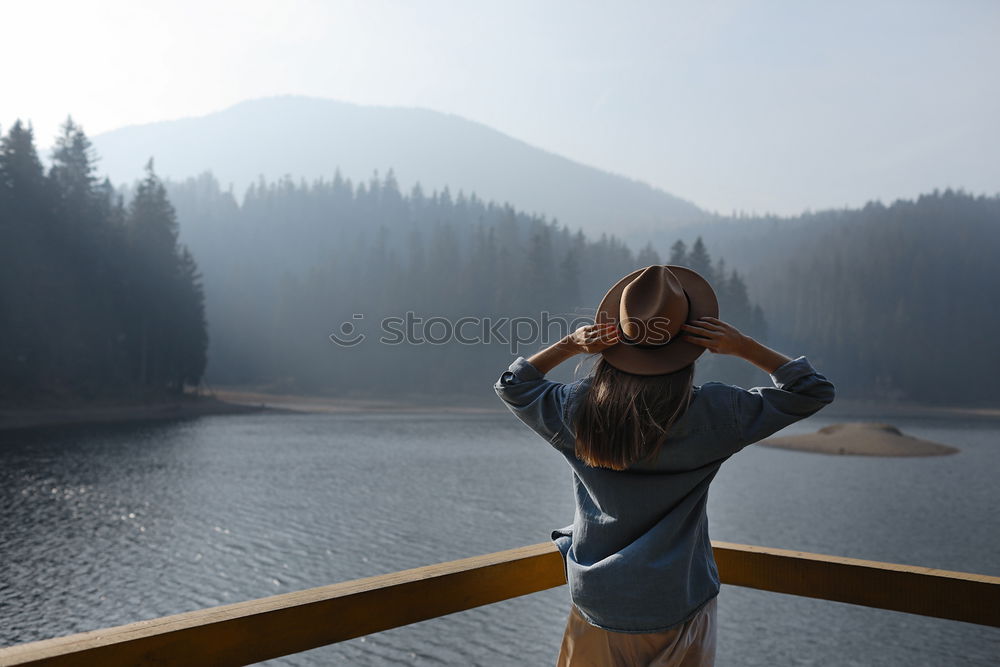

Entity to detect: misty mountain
[91,96,709,238]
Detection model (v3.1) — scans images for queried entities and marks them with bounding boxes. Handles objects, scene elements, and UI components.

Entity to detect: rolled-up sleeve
[494,356,573,449]
[732,356,836,449]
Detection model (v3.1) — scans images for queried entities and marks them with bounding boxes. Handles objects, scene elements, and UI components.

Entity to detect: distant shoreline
[2,388,997,434]
[818,398,1000,422]
[214,388,1000,422]
[0,395,268,433]
[213,388,504,415]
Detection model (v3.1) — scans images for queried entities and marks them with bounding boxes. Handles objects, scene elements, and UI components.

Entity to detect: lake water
[1,409,998,666]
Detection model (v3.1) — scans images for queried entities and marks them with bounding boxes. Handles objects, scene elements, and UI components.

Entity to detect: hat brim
[596,265,719,375]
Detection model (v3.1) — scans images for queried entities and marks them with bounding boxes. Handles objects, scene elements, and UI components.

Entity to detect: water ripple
[1,412,998,665]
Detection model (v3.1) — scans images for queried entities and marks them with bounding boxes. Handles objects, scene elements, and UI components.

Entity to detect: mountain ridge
[91,95,710,236]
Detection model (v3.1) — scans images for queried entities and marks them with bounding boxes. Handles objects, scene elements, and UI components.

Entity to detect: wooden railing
[1,541,997,666]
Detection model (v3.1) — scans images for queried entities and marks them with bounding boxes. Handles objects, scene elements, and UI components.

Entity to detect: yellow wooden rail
[711,541,1000,627]
[1,541,997,667]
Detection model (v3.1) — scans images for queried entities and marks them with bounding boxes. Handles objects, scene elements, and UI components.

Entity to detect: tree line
[0,120,207,400]
[14,116,990,405]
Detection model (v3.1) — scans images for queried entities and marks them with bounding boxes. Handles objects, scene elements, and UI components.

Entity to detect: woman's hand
[680,317,749,356]
[525,322,618,375]
[567,322,619,354]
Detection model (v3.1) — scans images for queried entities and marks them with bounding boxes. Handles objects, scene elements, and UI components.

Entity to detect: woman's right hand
[566,322,619,354]
[680,317,749,356]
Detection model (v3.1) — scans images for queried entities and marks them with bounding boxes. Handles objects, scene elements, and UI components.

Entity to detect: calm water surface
[1,409,998,666]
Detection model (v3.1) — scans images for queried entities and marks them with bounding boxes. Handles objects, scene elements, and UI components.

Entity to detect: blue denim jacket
[494,355,835,633]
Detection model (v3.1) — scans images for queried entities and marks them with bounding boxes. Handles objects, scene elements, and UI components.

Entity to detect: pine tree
[558,244,582,309]
[636,242,661,267]
[174,246,208,390]
[0,121,47,221]
[126,159,208,392]
[524,225,556,312]
[0,122,51,391]
[668,239,688,265]
[130,159,180,263]
[687,237,713,280]
[49,117,100,224]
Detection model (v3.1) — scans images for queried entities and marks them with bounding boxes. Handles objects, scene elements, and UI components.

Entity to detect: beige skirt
[556,596,718,667]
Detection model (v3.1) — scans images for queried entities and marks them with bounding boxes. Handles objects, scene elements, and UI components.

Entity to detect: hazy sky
[4,0,998,215]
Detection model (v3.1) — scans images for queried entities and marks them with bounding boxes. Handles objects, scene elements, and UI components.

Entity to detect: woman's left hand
[567,322,619,354]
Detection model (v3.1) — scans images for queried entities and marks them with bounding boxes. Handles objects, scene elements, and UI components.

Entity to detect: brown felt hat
[596,265,719,375]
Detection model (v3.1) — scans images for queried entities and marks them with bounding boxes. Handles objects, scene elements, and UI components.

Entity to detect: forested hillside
[166,171,765,394]
[0,120,207,400]
[665,190,1000,403]
[752,192,999,403]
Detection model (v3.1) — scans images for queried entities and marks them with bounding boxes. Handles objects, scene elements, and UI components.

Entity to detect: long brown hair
[573,357,695,470]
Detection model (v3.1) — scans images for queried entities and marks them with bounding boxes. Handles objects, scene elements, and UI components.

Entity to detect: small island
[760,422,959,457]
